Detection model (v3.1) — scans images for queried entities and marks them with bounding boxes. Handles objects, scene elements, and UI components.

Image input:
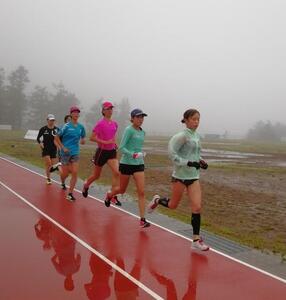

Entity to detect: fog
[1,0,286,136]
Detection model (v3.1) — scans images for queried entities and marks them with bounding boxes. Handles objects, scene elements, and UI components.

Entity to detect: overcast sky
[1,0,285,136]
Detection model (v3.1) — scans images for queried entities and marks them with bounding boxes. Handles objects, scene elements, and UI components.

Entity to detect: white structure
[24,130,39,140]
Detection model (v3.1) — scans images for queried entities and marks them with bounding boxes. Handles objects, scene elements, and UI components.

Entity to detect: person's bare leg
[148,181,185,213]
[43,156,52,182]
[107,159,120,193]
[167,181,186,209]
[69,162,79,194]
[85,166,102,187]
[60,165,69,185]
[108,174,130,198]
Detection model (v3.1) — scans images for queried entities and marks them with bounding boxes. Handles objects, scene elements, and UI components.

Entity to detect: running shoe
[111,195,122,206]
[66,193,76,202]
[82,183,89,198]
[61,182,67,190]
[50,162,62,173]
[140,218,151,228]
[46,178,52,185]
[192,238,209,251]
[147,195,160,213]
[104,193,111,207]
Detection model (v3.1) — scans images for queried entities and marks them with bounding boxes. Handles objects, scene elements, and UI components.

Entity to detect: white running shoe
[147,195,160,213]
[192,238,209,251]
[50,162,62,173]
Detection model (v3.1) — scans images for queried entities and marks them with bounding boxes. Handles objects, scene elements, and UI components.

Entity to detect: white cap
[47,114,55,120]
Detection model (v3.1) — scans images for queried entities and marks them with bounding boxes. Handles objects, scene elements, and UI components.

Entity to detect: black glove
[199,159,208,170]
[187,161,200,169]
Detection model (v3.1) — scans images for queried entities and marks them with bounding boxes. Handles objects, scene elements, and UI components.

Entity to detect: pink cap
[70,106,80,113]
[102,101,114,109]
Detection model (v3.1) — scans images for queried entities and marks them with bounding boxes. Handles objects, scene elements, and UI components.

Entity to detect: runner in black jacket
[37,114,60,184]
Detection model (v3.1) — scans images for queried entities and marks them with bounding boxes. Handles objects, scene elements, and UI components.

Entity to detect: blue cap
[130,108,148,118]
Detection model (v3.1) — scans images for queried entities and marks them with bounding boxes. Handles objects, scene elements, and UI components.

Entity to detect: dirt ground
[200,168,286,253]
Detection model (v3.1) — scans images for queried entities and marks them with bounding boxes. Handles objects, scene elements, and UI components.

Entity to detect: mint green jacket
[119,125,145,165]
[168,128,201,180]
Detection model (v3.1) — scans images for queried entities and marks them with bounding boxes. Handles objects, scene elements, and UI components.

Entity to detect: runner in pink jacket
[82,101,121,205]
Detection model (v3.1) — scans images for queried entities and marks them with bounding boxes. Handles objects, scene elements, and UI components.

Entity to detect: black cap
[130,108,148,118]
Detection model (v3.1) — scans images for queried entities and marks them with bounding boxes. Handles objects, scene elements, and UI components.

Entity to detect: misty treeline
[0,65,130,134]
[247,121,286,142]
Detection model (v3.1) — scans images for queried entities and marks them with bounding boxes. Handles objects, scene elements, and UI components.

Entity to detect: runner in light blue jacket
[148,109,209,251]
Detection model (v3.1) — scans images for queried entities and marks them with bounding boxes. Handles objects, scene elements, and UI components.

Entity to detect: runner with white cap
[36,114,60,185]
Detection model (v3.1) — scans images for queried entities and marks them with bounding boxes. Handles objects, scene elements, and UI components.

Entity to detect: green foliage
[26,86,52,129]
[6,66,30,129]
[0,68,8,124]
[25,82,81,129]
[0,66,82,130]
[116,97,131,136]
[247,120,286,142]
[49,82,80,125]
[85,97,104,132]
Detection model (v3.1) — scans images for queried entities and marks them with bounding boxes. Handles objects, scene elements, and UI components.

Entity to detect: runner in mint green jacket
[105,108,150,228]
[168,127,201,180]
[148,109,209,251]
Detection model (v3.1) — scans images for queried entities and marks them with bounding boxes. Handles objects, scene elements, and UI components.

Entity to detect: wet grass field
[1,130,286,257]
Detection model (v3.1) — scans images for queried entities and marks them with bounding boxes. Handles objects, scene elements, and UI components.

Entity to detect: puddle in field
[201,149,271,158]
[143,145,286,167]
[277,162,286,167]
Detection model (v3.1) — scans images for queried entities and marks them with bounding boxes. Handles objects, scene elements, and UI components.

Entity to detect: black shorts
[171,177,198,187]
[93,148,117,167]
[119,164,145,175]
[42,148,57,159]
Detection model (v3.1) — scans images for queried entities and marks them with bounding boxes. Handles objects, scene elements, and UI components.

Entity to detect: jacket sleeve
[36,127,44,144]
[119,127,133,156]
[168,132,189,166]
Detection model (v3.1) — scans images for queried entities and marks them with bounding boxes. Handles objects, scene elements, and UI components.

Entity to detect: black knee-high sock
[191,213,201,236]
[158,197,169,207]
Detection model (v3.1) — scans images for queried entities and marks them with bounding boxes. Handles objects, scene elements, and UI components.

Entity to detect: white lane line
[0,179,163,300]
[1,155,286,285]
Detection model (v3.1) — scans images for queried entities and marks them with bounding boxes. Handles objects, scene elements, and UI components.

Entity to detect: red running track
[0,156,285,300]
